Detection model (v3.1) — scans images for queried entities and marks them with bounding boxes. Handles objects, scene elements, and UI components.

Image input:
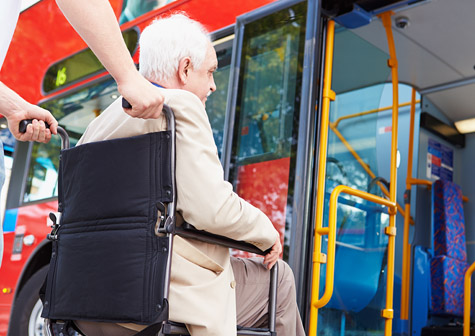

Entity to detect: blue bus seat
[430,180,468,316]
[322,168,389,314]
[327,243,385,312]
[412,246,431,336]
[322,193,387,313]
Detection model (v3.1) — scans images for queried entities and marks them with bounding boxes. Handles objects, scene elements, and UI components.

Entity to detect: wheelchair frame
[42,104,277,336]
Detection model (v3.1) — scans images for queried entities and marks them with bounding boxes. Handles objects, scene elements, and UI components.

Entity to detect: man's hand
[118,73,164,119]
[263,236,282,270]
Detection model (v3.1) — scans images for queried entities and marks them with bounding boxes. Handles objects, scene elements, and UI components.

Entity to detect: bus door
[222,0,318,315]
[313,17,401,335]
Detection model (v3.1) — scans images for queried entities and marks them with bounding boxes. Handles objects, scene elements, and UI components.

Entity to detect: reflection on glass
[0,155,13,225]
[119,0,177,24]
[23,80,119,203]
[23,137,61,202]
[318,26,392,336]
[0,119,16,151]
[328,85,387,195]
[236,29,299,162]
[206,38,233,159]
[230,2,306,260]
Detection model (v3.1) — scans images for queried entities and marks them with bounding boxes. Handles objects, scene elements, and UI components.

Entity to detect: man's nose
[210,78,216,92]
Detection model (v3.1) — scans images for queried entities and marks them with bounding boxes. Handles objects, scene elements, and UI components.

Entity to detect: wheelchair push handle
[19,119,51,134]
[19,119,70,150]
[122,97,174,131]
[122,97,132,109]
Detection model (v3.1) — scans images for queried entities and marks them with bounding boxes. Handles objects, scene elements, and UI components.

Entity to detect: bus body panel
[0,201,56,332]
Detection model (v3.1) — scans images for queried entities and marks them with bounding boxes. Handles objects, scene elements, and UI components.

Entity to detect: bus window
[119,0,177,24]
[23,79,119,203]
[42,29,138,94]
[1,119,17,222]
[0,155,13,224]
[207,36,234,160]
[229,1,307,259]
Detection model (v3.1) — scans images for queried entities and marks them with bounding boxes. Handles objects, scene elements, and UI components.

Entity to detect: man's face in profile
[183,42,218,106]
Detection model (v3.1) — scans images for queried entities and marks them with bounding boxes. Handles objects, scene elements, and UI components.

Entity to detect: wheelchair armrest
[175,222,272,256]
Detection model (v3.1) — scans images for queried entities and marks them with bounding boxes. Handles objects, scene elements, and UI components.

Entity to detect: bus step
[421,324,475,335]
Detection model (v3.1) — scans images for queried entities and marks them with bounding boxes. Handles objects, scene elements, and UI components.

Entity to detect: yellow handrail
[406,178,469,199]
[464,261,475,336]
[329,123,410,223]
[380,11,399,335]
[401,88,417,320]
[308,19,336,336]
[407,178,433,188]
[329,98,420,223]
[310,12,400,335]
[314,184,396,308]
[331,100,420,129]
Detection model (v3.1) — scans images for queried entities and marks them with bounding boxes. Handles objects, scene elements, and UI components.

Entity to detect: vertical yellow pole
[401,88,417,320]
[380,12,399,336]
[464,262,475,336]
[309,19,336,336]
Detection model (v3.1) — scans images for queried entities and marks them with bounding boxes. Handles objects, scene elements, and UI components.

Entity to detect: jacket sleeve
[166,90,279,252]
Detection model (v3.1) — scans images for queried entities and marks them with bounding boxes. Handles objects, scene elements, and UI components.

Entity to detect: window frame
[207,30,235,161]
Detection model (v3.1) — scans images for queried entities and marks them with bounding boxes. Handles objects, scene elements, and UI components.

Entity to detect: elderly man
[75,14,305,336]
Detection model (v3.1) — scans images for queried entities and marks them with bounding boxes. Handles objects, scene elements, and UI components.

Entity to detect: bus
[1,0,475,335]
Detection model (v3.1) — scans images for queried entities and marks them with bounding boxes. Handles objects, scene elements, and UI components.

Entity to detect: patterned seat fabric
[430,180,468,316]
[430,255,468,316]
[432,180,466,261]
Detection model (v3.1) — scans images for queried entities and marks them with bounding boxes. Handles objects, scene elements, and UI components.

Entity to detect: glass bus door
[317,22,397,335]
[223,0,312,310]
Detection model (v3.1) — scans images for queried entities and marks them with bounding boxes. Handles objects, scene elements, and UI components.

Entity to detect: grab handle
[314,185,396,308]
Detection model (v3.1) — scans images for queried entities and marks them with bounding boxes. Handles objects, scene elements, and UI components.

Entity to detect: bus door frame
[221,0,324,320]
[309,11,401,336]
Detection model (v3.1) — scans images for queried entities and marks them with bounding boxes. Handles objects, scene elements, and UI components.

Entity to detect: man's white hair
[139,13,211,83]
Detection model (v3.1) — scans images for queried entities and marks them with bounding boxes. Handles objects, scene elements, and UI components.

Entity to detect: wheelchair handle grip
[19,119,50,133]
[122,98,132,109]
[19,119,70,150]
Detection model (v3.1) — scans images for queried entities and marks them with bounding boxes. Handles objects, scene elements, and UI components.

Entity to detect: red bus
[2,0,475,335]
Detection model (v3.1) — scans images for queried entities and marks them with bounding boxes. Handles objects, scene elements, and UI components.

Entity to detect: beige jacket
[77,89,279,335]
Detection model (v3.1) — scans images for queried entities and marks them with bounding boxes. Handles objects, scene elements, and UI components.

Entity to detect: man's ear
[178,57,192,85]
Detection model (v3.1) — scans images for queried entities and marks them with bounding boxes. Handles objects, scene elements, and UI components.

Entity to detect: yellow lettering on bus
[56,67,67,87]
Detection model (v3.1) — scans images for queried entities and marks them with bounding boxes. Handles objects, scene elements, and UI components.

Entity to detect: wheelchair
[39,105,278,336]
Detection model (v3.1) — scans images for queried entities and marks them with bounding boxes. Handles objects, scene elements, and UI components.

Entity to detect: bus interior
[1,0,475,335]
[316,0,475,335]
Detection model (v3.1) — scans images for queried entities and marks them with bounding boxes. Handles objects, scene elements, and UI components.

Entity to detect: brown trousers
[233,257,306,336]
[75,258,305,336]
